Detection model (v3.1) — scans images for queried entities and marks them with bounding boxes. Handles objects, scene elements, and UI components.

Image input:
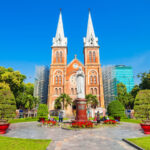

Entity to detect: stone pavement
[4,122,146,150]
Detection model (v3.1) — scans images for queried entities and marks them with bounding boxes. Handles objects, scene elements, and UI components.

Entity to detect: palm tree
[85,94,99,109]
[54,93,72,110]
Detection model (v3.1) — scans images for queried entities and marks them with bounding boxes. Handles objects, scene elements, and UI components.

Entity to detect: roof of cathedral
[83,10,99,47]
[52,10,67,47]
[67,55,84,67]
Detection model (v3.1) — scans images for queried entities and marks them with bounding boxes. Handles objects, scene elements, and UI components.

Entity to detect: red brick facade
[47,46,104,117]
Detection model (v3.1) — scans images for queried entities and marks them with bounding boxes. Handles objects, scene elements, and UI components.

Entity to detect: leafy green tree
[138,71,150,89]
[24,95,39,117]
[116,82,134,109]
[15,83,36,109]
[16,92,39,115]
[134,90,150,121]
[107,100,125,118]
[54,93,72,110]
[24,83,34,95]
[85,94,99,108]
[0,85,16,121]
[130,85,140,98]
[54,98,62,109]
[0,66,26,98]
[37,104,48,119]
[126,93,134,109]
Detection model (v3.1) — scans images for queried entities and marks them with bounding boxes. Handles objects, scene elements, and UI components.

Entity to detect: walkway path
[4,122,146,150]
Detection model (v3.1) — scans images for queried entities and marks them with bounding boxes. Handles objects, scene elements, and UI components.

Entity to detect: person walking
[97,111,100,123]
[59,111,63,122]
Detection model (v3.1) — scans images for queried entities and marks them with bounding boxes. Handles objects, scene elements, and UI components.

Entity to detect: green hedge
[107,100,125,118]
[37,104,48,119]
[0,89,16,121]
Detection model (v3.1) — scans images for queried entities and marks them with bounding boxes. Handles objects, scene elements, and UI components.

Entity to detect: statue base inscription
[74,98,87,122]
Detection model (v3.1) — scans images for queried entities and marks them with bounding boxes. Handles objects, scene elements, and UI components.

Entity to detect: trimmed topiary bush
[37,104,48,119]
[134,90,150,122]
[107,100,125,119]
[0,89,16,121]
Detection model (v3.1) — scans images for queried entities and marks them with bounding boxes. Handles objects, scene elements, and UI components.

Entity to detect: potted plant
[0,87,16,134]
[134,90,150,134]
[37,104,48,122]
[107,100,125,121]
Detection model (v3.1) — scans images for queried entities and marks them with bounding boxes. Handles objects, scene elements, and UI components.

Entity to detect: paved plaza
[4,122,146,150]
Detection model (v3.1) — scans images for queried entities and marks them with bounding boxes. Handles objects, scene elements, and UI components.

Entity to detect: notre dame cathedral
[47,10,104,117]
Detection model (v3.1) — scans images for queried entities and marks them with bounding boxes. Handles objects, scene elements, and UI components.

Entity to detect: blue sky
[0,0,150,84]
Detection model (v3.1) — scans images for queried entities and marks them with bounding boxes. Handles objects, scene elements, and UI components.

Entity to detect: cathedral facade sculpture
[76,67,85,99]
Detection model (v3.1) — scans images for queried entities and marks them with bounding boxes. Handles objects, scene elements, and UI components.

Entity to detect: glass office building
[102,65,134,107]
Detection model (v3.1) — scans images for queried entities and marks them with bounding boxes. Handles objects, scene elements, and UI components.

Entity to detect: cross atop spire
[52,9,67,47]
[83,10,98,47]
[74,54,77,59]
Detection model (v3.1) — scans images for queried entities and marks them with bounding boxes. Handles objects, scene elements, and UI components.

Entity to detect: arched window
[94,88,97,95]
[60,51,62,62]
[59,88,61,95]
[91,88,93,94]
[90,76,93,84]
[71,88,74,95]
[93,51,96,62]
[55,88,58,95]
[94,76,96,84]
[59,75,61,84]
[56,51,59,62]
[56,76,58,84]
[89,51,92,62]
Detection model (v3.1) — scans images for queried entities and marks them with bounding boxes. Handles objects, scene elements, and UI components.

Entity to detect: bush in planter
[107,100,125,120]
[134,90,150,123]
[0,85,16,122]
[0,85,16,134]
[37,104,48,120]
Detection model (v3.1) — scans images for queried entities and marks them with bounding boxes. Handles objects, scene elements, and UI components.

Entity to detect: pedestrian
[97,111,100,123]
[59,111,63,122]
[48,114,51,120]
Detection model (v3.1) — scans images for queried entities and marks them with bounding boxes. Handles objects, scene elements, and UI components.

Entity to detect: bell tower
[84,10,104,107]
[48,10,67,110]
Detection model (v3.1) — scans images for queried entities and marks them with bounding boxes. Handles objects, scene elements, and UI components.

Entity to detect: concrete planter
[140,123,150,134]
[0,123,10,134]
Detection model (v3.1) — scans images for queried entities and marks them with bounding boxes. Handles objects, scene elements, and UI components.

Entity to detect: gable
[66,59,85,80]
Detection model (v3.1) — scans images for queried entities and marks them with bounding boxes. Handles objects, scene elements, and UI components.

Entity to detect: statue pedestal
[74,98,87,122]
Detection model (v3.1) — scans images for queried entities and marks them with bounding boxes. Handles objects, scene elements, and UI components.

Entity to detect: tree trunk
[27,109,30,117]
[63,98,64,110]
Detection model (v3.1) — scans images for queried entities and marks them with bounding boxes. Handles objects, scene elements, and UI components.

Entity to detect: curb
[122,139,144,150]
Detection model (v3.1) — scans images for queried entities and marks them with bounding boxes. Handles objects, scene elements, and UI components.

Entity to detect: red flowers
[104,120,117,124]
[41,120,57,125]
[72,121,93,128]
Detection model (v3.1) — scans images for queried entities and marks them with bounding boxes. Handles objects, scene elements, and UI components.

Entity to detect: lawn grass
[0,136,51,150]
[120,118,142,124]
[127,136,150,150]
[9,118,38,123]
[9,116,69,124]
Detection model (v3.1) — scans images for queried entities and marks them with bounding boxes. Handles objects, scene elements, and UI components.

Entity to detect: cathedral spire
[83,9,98,47]
[52,9,67,47]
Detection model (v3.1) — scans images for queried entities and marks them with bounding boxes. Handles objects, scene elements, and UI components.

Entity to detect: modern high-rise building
[34,66,49,104]
[102,65,134,107]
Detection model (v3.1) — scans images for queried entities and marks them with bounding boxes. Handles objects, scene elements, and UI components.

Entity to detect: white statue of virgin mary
[76,67,85,99]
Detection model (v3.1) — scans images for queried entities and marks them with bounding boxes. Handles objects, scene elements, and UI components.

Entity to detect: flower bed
[72,121,93,128]
[104,120,117,124]
[41,120,57,126]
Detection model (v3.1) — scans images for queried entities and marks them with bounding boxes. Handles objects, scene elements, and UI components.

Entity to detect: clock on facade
[73,63,78,69]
